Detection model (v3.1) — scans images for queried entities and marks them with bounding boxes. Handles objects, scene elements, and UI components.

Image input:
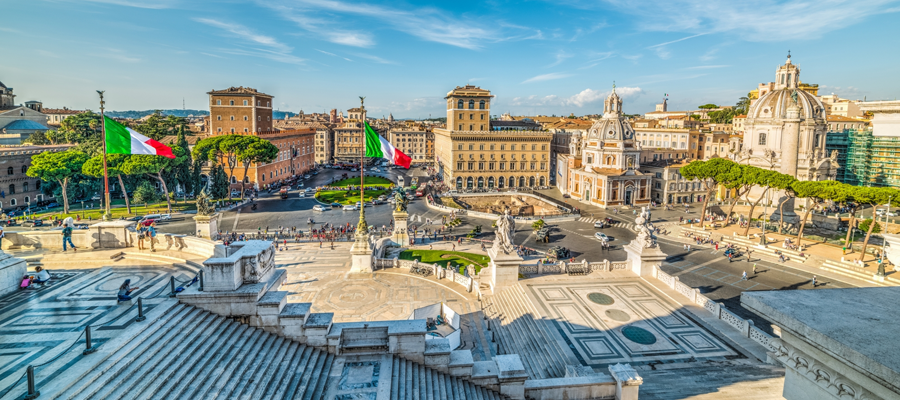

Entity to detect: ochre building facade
[434,85,552,190]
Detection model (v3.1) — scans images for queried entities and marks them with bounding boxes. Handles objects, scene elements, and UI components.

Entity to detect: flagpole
[357,96,368,234]
[98,91,111,220]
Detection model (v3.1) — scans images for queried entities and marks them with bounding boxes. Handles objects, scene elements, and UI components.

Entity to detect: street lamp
[878,196,893,277]
[759,180,770,246]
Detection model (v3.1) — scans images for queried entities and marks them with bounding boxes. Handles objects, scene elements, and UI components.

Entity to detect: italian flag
[104,116,175,159]
[364,121,411,168]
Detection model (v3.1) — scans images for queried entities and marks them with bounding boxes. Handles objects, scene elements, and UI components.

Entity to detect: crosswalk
[577,217,635,230]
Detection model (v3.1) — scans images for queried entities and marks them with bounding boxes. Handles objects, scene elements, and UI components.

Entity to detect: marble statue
[492,209,516,254]
[633,207,657,248]
[394,187,409,213]
[196,188,215,216]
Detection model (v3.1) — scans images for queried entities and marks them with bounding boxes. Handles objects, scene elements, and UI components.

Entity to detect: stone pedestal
[350,232,374,273]
[194,213,219,239]
[392,211,410,246]
[881,234,900,272]
[488,245,523,293]
[0,251,27,297]
[623,240,667,278]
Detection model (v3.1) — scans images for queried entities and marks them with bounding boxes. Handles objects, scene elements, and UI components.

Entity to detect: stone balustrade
[653,265,779,353]
[518,259,630,276]
[1,220,135,251]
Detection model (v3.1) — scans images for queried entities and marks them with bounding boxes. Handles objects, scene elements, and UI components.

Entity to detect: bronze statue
[394,187,409,213]
[196,188,214,216]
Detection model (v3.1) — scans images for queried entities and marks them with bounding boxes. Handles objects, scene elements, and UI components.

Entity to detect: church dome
[747,87,825,121]
[586,117,634,141]
[747,55,825,121]
[586,83,634,142]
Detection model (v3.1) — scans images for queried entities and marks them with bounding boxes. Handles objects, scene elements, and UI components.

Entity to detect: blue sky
[3,0,900,118]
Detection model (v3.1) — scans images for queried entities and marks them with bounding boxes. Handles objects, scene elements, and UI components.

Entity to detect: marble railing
[375,258,475,293]
[653,266,778,352]
[518,259,630,276]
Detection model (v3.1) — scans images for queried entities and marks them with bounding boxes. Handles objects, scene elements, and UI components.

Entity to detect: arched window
[229,100,234,105]
[8,184,14,194]
[466,177,473,189]
[539,176,546,186]
[468,100,475,109]
[488,177,494,188]
[479,100,485,109]
[457,100,464,109]
[498,176,505,188]
[231,176,237,184]
[456,177,463,189]
[758,132,767,146]
[6,167,12,175]
[21,165,27,174]
[23,182,28,192]
[519,176,526,187]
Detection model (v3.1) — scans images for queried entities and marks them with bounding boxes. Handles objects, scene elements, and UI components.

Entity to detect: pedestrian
[687,244,691,252]
[741,271,747,280]
[61,219,77,252]
[753,263,758,275]
[811,275,817,287]
[452,243,456,251]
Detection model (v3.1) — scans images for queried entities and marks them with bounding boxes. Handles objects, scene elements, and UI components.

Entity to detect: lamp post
[759,180,770,246]
[878,196,892,277]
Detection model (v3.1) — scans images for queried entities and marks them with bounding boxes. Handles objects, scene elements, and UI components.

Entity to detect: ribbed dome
[747,88,825,121]
[586,117,634,141]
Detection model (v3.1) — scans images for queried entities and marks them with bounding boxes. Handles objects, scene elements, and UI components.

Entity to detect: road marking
[673,258,721,276]
[232,208,241,231]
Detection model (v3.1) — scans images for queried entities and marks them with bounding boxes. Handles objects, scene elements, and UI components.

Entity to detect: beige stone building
[388,127,433,163]
[564,86,652,208]
[433,85,552,190]
[819,94,864,118]
[312,122,334,165]
[334,107,366,163]
[208,86,273,134]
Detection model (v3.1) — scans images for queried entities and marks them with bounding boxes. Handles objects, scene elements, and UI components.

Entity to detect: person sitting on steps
[117,279,138,302]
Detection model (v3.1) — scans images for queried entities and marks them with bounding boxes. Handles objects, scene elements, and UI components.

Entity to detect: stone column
[392,211,410,246]
[350,231,374,273]
[609,363,643,400]
[194,213,220,239]
[0,251,27,297]
[488,245,523,293]
[774,103,801,224]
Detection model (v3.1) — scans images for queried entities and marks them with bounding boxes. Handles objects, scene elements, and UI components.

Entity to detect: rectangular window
[501,144,505,150]
[457,144,463,150]
[531,144,536,150]
[500,162,505,170]
[468,162,474,170]
[540,162,546,170]
[457,162,463,170]
[530,162,536,170]
[511,144,516,150]
[521,162,526,170]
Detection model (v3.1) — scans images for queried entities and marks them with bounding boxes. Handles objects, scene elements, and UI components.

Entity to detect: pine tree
[211,165,229,199]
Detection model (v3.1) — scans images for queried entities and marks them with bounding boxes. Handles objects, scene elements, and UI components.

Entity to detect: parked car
[305,187,314,193]
[90,193,101,201]
[331,202,342,207]
[297,192,305,198]
[594,232,609,242]
[343,205,358,211]
[22,219,44,227]
[313,205,327,211]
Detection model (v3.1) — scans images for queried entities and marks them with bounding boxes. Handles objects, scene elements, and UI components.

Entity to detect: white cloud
[566,87,643,107]
[98,48,141,63]
[522,72,574,84]
[194,18,290,53]
[547,50,573,68]
[510,87,643,108]
[77,0,177,9]
[601,0,899,41]
[353,53,397,65]
[262,0,517,50]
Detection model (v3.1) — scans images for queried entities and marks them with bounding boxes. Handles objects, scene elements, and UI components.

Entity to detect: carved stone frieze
[769,339,880,400]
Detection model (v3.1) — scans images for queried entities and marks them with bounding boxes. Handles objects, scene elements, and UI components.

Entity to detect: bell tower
[603,82,623,119]
[774,51,800,90]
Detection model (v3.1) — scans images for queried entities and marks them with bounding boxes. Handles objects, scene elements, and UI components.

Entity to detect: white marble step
[497,289,556,379]
[45,303,336,400]
[492,290,550,379]
[390,357,505,400]
[505,286,580,372]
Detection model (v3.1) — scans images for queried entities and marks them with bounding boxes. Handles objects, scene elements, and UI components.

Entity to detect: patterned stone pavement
[275,243,480,323]
[0,258,199,394]
[522,279,740,369]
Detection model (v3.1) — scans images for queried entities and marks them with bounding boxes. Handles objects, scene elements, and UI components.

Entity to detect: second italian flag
[104,116,175,159]
[364,121,411,169]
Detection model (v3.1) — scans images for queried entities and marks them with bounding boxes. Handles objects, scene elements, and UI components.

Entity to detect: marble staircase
[33,301,337,400]
[390,355,506,400]
[486,285,580,380]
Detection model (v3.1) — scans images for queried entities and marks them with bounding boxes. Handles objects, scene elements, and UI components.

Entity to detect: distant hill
[106,109,297,119]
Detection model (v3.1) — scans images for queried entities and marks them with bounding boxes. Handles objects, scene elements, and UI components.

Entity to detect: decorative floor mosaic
[524,280,740,368]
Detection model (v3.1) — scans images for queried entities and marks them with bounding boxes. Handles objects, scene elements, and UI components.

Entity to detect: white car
[313,205,327,211]
[593,221,604,228]
[343,205,358,211]
[297,192,305,198]
[305,187,314,193]
[595,232,609,242]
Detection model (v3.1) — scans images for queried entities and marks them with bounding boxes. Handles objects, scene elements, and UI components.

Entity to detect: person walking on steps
[147,221,158,252]
[62,220,77,252]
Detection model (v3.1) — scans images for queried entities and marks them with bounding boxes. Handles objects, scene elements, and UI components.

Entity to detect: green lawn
[19,197,243,220]
[399,250,490,274]
[315,189,390,205]
[330,176,394,187]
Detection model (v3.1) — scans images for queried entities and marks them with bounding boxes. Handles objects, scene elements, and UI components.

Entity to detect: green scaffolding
[836,129,900,188]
